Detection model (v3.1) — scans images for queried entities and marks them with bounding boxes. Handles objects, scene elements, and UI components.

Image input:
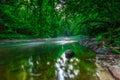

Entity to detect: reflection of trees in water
[26,55,55,80]
[4,54,55,80]
[27,56,41,75]
[55,53,80,80]
[3,53,97,80]
[55,50,98,80]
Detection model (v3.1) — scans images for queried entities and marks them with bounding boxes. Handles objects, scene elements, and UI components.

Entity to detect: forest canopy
[0,0,120,45]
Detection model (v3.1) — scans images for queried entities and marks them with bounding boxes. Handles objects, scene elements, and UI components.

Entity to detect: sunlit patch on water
[54,40,77,45]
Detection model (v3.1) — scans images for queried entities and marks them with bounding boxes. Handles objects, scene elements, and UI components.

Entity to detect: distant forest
[0,0,120,45]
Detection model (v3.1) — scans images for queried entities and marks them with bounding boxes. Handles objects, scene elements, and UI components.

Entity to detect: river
[0,38,98,80]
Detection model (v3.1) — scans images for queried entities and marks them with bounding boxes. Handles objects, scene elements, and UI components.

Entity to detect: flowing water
[0,38,98,80]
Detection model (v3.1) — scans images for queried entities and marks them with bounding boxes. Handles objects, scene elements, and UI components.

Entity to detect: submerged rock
[65,50,74,59]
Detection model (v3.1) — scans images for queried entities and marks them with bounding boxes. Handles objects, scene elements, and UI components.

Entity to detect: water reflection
[55,52,80,80]
[0,39,98,80]
[28,56,41,76]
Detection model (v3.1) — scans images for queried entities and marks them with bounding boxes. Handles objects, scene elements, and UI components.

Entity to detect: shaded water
[0,38,98,80]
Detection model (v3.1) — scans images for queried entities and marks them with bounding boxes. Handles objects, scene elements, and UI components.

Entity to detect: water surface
[0,38,98,80]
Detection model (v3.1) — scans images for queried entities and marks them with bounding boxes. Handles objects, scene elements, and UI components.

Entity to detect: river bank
[79,38,120,80]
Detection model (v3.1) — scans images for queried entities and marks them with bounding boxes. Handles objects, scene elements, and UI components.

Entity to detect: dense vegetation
[0,0,120,45]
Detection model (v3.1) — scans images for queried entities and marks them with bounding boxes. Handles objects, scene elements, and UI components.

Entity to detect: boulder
[65,50,74,59]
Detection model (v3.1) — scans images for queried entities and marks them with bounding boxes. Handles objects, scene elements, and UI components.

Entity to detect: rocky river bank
[79,38,120,80]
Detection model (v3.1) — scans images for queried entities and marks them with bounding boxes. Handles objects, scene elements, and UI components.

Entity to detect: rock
[65,50,74,59]
[96,48,112,54]
[96,63,115,80]
[108,66,120,80]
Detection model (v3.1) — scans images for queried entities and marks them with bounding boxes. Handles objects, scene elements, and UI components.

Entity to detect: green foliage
[0,0,120,46]
[65,0,120,46]
[0,34,29,39]
[113,48,120,54]
[115,40,120,46]
[96,34,103,41]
